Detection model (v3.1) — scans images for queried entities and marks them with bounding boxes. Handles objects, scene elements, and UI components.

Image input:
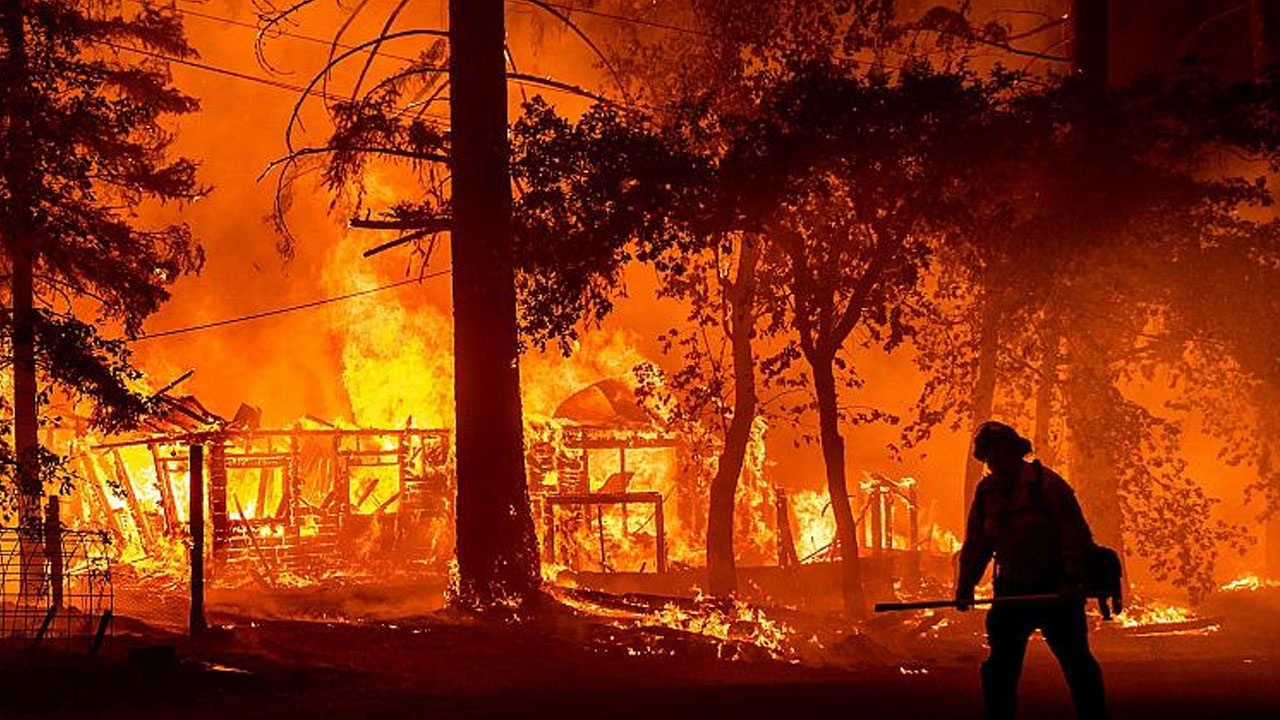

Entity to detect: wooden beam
[77,454,125,546]
[141,446,180,536]
[113,449,156,551]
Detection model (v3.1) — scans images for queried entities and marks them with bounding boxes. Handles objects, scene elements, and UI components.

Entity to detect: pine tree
[0,0,203,592]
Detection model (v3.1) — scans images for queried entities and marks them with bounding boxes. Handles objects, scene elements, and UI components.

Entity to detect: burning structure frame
[80,427,454,580]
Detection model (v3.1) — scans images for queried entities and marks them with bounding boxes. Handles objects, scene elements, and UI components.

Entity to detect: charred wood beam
[150,369,195,399]
[361,229,440,258]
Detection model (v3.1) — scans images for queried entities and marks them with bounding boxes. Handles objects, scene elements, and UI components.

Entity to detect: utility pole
[448,0,540,606]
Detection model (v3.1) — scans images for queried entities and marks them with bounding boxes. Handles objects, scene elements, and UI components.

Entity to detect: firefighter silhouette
[956,421,1111,720]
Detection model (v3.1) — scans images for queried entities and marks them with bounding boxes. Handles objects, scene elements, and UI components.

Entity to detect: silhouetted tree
[904,68,1279,600]
[0,0,202,589]
[257,0,654,607]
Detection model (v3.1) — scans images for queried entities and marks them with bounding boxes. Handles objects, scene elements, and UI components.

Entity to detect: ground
[2,585,1277,719]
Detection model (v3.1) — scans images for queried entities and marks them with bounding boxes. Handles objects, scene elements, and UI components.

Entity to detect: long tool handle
[873,593,1066,613]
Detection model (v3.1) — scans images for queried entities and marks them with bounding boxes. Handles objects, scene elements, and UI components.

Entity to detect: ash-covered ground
[2,583,1277,720]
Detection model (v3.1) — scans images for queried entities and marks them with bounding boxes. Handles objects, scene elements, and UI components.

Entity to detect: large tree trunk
[448,0,540,607]
[1267,503,1280,579]
[1252,0,1280,81]
[706,236,762,596]
[963,298,1000,511]
[1072,0,1109,86]
[1034,330,1059,467]
[1,0,44,602]
[1065,363,1125,555]
[811,356,865,615]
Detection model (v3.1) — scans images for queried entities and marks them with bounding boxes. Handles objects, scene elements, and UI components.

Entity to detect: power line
[135,0,608,102]
[99,39,344,104]
[508,0,711,37]
[136,269,451,341]
[101,38,456,121]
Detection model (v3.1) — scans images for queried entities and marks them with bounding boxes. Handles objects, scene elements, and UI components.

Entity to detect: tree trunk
[1267,504,1280,579]
[964,297,1000,511]
[448,0,540,607]
[811,356,865,615]
[1065,364,1125,555]
[1,0,44,602]
[706,236,762,597]
[1072,0,1110,87]
[1250,0,1280,81]
[1034,330,1059,467]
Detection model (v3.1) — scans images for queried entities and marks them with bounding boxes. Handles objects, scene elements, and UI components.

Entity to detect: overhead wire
[97,39,401,109]
[135,269,451,341]
[506,0,712,37]
[129,0,608,103]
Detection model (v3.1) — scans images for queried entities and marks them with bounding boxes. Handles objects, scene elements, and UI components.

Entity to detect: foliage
[901,65,1280,598]
[0,1,204,516]
[511,98,712,352]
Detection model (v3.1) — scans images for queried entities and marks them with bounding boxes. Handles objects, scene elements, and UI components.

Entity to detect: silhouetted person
[956,421,1110,720]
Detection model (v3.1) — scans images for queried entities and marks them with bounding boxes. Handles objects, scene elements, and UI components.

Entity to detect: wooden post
[333,433,350,526]
[908,482,920,582]
[775,487,799,568]
[189,442,206,636]
[542,499,557,565]
[654,496,667,574]
[596,506,608,571]
[869,482,884,556]
[45,495,62,610]
[284,432,300,528]
[144,445,179,535]
[884,486,895,551]
[113,448,156,551]
[208,440,229,562]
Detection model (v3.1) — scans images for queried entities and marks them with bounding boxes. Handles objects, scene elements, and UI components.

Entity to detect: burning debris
[552,587,805,662]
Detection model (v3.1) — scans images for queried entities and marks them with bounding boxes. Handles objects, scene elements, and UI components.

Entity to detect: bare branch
[520,0,631,104]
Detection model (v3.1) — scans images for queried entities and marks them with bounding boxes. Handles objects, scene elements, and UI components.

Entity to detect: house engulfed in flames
[30,375,957,612]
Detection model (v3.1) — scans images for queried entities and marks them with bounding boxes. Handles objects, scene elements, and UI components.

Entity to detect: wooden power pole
[447,0,541,606]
